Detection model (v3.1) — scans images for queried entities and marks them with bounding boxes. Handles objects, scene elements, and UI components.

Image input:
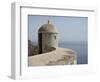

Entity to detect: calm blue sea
[59,42,88,64]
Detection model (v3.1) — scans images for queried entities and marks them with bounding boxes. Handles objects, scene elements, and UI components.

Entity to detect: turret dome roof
[38,20,58,33]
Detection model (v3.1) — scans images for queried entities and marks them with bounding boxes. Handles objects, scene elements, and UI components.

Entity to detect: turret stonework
[38,20,58,54]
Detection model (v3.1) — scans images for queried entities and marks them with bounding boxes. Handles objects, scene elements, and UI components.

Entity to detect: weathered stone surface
[28,48,77,66]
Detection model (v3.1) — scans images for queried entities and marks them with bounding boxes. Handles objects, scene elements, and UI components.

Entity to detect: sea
[59,42,88,64]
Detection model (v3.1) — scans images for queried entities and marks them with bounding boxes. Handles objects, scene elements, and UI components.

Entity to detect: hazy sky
[28,15,88,43]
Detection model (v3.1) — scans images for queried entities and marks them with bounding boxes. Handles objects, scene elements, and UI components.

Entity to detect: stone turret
[38,20,58,54]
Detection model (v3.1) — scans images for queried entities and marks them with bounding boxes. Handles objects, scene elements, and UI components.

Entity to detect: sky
[28,15,88,43]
